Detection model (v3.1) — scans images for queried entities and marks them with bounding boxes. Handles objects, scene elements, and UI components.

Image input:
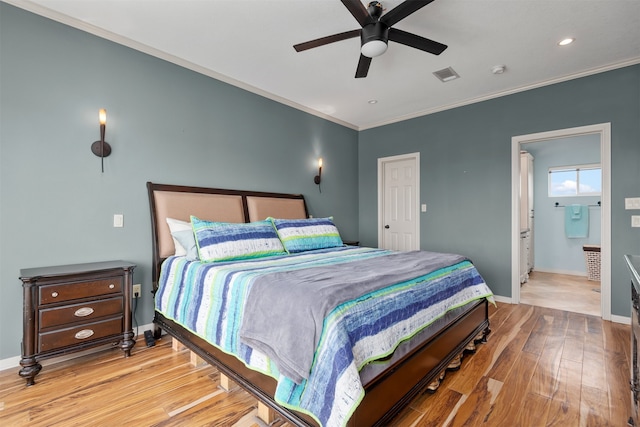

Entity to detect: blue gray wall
[523,135,601,275]
[358,64,640,318]
[0,4,358,360]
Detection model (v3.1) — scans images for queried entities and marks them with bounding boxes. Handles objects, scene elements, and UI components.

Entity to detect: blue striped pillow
[191,216,286,262]
[270,217,343,253]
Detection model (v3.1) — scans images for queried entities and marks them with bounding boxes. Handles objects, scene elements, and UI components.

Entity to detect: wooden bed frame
[147,182,490,426]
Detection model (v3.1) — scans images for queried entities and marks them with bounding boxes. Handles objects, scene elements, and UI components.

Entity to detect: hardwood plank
[522,313,554,355]
[407,388,464,427]
[603,320,631,359]
[605,347,632,425]
[482,351,539,426]
[155,387,258,426]
[581,349,607,391]
[485,302,518,332]
[529,335,564,398]
[483,305,538,382]
[580,384,610,426]
[546,357,583,426]
[446,376,503,427]
[562,335,585,363]
[515,392,551,427]
[566,311,588,338]
[446,303,535,395]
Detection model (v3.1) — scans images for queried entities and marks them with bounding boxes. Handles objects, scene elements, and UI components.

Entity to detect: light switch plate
[421,204,427,212]
[113,214,124,228]
[632,215,640,228]
[626,198,640,210]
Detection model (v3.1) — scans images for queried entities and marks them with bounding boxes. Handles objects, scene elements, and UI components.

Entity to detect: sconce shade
[314,158,323,186]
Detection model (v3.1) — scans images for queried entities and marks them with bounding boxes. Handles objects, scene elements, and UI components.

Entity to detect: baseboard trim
[0,322,157,374]
[493,295,512,304]
[0,355,22,373]
[610,314,630,325]
[530,268,588,277]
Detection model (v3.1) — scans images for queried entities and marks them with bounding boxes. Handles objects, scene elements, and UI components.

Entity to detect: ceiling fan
[293,0,447,78]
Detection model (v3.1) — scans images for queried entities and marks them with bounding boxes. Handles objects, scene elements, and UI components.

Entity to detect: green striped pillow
[192,216,286,262]
[270,217,343,253]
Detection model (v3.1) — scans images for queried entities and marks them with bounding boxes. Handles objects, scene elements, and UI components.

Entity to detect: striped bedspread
[156,246,494,427]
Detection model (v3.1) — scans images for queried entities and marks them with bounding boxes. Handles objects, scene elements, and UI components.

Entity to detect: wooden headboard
[146,182,308,290]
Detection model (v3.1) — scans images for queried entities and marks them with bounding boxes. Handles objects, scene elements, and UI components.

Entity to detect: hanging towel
[565,204,589,238]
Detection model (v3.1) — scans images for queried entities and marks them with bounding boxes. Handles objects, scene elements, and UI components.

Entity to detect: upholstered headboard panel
[147,182,309,289]
[154,191,245,259]
[246,196,307,222]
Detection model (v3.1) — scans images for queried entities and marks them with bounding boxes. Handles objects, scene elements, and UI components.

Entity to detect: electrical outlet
[633,216,640,228]
[133,284,142,298]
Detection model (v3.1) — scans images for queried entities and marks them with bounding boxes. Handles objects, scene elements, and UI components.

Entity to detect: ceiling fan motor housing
[361,22,390,57]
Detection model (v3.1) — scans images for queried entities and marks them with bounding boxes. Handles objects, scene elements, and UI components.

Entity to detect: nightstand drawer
[39,317,123,352]
[40,277,123,305]
[39,297,124,329]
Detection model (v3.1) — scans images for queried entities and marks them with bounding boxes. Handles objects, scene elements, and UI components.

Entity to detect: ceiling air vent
[433,67,460,82]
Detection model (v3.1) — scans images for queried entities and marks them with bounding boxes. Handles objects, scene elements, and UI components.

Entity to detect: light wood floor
[521,271,601,317]
[0,303,630,426]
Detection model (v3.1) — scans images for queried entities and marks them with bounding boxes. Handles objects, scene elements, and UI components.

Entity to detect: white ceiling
[7,0,640,130]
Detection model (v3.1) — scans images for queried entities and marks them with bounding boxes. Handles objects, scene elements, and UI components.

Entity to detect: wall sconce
[314,158,323,192]
[91,109,111,172]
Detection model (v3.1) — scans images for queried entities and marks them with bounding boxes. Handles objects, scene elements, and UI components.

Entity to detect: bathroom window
[548,164,601,197]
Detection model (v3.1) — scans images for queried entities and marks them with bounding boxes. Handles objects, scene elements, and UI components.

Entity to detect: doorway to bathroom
[511,123,611,319]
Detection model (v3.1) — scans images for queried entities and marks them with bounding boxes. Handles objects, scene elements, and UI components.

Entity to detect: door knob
[384,225,390,229]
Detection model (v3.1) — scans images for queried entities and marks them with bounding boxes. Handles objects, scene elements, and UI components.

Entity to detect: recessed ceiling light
[491,65,506,75]
[368,99,378,104]
[558,38,575,46]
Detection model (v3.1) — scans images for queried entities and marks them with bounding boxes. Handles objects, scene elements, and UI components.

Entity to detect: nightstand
[19,261,136,386]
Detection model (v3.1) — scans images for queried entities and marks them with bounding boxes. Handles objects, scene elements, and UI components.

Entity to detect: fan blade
[294,29,361,52]
[355,54,372,78]
[341,0,375,27]
[388,28,447,55]
[381,0,436,27]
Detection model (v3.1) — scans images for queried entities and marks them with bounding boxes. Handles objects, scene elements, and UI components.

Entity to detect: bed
[147,182,493,427]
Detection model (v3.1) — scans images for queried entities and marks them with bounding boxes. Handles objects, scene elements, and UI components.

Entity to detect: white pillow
[165,218,191,256]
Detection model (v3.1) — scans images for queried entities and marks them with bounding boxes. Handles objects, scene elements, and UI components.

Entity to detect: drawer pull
[74,307,94,317]
[74,329,95,340]
[109,284,115,289]
[51,291,59,298]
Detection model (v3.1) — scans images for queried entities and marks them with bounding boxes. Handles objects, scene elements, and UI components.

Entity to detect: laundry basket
[583,244,601,281]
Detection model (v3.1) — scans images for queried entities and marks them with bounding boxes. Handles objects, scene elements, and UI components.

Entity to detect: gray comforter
[239,250,466,384]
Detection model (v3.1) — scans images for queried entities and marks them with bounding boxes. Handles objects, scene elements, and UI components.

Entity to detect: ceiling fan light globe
[361,40,388,58]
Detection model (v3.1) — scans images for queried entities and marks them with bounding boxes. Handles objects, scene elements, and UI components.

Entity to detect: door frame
[511,123,611,320]
[377,152,421,250]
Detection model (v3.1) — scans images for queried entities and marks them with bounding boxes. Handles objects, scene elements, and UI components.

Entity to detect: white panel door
[380,154,419,251]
